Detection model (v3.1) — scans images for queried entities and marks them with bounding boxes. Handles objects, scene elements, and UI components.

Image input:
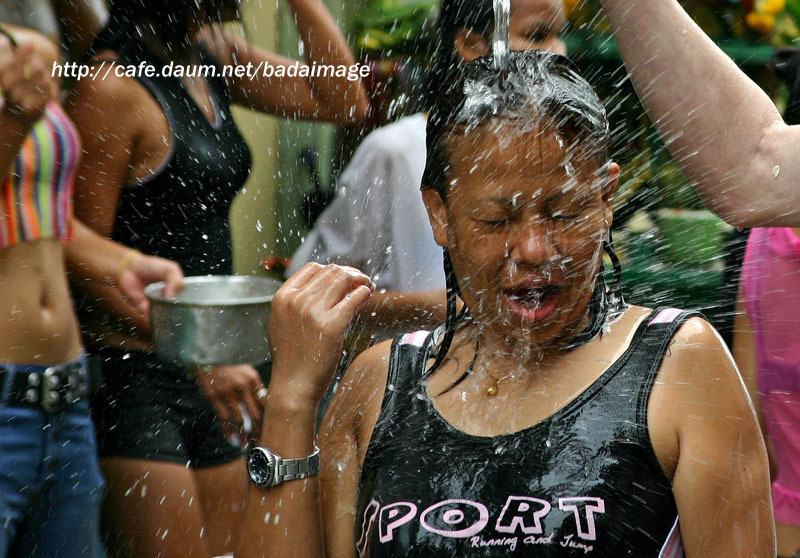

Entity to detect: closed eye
[475,217,513,227]
[550,210,580,221]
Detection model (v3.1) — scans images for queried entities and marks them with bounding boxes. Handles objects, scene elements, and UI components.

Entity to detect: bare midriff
[0,238,83,364]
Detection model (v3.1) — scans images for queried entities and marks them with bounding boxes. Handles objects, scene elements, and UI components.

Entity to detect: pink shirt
[741,227,800,525]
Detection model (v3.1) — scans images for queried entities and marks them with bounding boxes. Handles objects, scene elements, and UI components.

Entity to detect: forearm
[66,221,151,338]
[599,0,800,227]
[286,0,369,121]
[235,387,325,558]
[51,0,107,61]
[66,219,133,282]
[353,289,446,336]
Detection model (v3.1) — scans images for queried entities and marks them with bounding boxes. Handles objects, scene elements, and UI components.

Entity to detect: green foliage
[355,0,439,56]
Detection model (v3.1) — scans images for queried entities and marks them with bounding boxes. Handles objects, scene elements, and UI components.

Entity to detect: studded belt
[0,361,87,413]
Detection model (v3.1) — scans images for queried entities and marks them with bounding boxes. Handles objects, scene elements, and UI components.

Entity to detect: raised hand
[267,263,374,407]
[0,39,57,125]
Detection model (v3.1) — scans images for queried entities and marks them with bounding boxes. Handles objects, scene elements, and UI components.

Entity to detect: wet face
[508,0,567,55]
[425,121,618,346]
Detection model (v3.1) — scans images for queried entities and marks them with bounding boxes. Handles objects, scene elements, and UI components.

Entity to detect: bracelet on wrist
[115,249,141,279]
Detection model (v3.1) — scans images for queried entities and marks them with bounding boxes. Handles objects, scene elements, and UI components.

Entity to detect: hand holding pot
[117,250,185,317]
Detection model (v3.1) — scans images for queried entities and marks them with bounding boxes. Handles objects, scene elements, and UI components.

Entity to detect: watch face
[248,448,275,487]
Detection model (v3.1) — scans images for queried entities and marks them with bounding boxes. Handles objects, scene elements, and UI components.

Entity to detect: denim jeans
[0,362,104,557]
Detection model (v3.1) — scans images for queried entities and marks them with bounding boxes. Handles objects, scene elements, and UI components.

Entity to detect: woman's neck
[466,327,560,373]
[470,299,598,371]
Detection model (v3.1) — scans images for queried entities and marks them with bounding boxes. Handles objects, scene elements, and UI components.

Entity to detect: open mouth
[505,285,559,308]
[503,284,561,322]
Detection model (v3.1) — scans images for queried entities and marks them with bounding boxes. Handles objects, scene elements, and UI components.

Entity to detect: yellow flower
[745,11,776,33]
[756,0,785,14]
[563,0,581,17]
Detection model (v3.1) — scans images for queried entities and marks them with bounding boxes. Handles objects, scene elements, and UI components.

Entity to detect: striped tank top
[0,101,79,247]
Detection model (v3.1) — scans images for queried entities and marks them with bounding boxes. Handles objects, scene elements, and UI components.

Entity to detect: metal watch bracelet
[248,445,320,489]
[275,447,320,482]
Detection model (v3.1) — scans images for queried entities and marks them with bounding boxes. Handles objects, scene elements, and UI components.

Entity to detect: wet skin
[508,0,566,55]
[425,120,619,349]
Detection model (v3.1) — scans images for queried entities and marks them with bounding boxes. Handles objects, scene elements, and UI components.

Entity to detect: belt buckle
[41,365,82,413]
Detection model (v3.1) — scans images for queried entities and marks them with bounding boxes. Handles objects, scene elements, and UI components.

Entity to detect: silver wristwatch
[247,445,320,488]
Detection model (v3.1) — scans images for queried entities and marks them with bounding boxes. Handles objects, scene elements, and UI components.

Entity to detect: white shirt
[288,113,445,292]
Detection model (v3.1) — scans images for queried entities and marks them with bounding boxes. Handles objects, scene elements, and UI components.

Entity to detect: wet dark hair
[88,0,240,56]
[421,50,621,379]
[423,50,610,201]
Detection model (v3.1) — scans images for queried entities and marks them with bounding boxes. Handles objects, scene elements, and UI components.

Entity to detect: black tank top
[355,308,695,557]
[110,37,252,276]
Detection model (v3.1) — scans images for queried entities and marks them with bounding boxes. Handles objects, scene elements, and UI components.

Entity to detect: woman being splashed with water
[236,51,774,557]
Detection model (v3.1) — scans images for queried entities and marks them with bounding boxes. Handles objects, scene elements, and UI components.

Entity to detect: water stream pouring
[492,0,511,76]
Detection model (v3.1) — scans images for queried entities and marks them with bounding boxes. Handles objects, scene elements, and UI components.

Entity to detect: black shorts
[90,348,243,468]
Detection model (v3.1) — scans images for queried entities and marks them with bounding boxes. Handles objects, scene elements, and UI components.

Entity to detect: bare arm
[598,0,800,227]
[50,0,107,61]
[201,0,369,123]
[353,288,446,337]
[66,220,184,312]
[234,263,375,558]
[651,317,775,556]
[64,69,154,341]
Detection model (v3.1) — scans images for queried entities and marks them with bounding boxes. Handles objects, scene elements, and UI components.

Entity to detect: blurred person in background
[0,5,182,555]
[735,226,800,558]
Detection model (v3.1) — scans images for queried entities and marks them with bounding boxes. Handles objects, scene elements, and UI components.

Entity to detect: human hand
[268,263,374,406]
[117,250,185,316]
[0,39,57,125]
[194,364,267,440]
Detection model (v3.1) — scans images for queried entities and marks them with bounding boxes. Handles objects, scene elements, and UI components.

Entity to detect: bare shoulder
[648,315,753,479]
[321,339,394,463]
[66,54,153,139]
[650,320,774,555]
[658,315,739,385]
[69,56,139,109]
[653,315,745,419]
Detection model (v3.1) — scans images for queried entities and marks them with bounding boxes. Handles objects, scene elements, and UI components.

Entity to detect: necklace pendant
[486,382,498,397]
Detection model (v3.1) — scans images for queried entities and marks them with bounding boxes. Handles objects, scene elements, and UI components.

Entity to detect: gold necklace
[465,336,513,397]
[485,374,511,397]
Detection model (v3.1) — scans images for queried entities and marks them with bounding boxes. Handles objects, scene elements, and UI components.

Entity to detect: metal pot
[145,275,283,366]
